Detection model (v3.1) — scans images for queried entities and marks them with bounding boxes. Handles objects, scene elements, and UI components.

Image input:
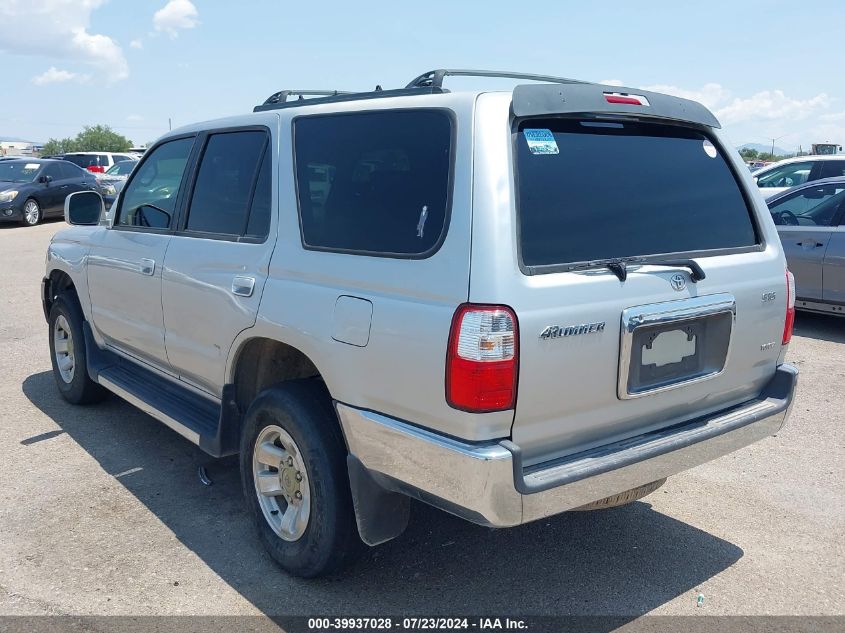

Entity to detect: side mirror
[64,190,104,226]
[38,174,52,184]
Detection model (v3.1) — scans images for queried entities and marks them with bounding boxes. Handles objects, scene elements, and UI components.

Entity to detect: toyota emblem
[670,273,687,292]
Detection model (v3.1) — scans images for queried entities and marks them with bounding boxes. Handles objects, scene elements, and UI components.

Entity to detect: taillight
[783,270,796,345]
[87,165,105,173]
[446,304,518,412]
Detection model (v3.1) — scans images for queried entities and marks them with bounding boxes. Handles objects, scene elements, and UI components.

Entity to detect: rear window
[515,119,758,270]
[293,110,452,256]
[64,154,105,168]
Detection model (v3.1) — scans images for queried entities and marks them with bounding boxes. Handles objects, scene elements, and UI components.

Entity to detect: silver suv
[44,70,798,577]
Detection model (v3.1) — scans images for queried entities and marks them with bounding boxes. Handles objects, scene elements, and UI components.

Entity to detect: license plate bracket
[619,295,735,399]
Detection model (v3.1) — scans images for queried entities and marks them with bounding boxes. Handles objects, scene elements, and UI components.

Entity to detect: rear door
[769,183,845,300]
[161,127,275,396]
[472,92,789,467]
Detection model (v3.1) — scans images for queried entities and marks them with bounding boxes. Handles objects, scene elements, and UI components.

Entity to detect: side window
[293,110,452,256]
[818,161,845,179]
[185,130,268,236]
[756,162,814,188]
[770,185,845,226]
[41,164,62,181]
[118,138,194,229]
[59,162,82,179]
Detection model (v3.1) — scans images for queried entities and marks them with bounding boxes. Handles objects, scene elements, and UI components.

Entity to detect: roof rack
[253,69,591,113]
[404,69,591,89]
[261,90,354,106]
[253,86,444,112]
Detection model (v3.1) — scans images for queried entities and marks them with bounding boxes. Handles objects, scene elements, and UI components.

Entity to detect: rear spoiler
[512,83,721,129]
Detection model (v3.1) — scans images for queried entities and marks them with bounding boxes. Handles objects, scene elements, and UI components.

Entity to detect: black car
[0,159,99,226]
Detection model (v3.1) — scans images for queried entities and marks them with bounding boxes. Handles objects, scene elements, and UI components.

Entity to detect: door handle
[232,276,255,297]
[796,241,824,248]
[139,258,155,276]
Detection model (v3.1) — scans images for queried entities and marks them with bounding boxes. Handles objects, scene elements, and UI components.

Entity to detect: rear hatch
[471,87,789,467]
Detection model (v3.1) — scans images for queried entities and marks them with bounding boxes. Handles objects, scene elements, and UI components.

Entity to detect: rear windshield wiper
[568,257,705,283]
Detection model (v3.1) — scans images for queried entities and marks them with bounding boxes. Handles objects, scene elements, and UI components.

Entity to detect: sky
[1,0,844,152]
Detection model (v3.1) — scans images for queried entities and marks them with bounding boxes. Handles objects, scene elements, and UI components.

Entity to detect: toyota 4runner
[44,69,798,577]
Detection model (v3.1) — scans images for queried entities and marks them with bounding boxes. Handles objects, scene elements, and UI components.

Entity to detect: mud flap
[346,455,410,546]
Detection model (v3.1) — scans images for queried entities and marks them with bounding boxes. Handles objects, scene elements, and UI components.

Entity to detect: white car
[754,155,845,199]
[62,151,138,174]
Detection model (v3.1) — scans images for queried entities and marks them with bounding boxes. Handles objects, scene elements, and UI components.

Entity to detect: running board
[83,323,241,457]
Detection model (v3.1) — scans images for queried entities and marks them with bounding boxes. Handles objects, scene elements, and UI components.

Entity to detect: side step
[84,323,240,457]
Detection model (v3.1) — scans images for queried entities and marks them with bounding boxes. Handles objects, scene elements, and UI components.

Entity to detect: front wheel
[48,293,108,404]
[240,379,360,578]
[22,198,41,226]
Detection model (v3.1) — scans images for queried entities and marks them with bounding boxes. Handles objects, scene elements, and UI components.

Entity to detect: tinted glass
[246,147,271,238]
[41,163,62,180]
[118,138,193,229]
[516,119,757,268]
[818,161,845,179]
[107,161,136,176]
[294,110,452,255]
[59,162,84,179]
[769,185,845,227]
[756,161,814,188]
[186,131,267,235]
[65,154,104,168]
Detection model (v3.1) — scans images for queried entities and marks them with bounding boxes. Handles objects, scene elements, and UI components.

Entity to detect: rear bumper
[337,363,798,527]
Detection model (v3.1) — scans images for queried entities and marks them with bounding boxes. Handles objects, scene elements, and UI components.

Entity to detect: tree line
[41,125,133,155]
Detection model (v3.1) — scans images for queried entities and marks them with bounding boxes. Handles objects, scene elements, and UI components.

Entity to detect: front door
[769,182,845,301]
[162,128,275,395]
[87,136,196,371]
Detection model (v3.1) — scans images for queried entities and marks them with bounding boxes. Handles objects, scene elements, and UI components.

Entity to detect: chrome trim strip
[98,375,202,445]
[618,293,736,400]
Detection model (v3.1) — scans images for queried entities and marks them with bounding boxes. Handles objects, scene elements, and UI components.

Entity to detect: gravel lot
[0,221,843,622]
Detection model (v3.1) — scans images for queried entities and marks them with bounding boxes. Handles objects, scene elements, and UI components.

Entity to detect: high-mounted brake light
[783,270,796,345]
[603,92,651,106]
[446,304,518,412]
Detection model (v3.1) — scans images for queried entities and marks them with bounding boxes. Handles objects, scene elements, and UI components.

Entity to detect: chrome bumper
[337,364,798,528]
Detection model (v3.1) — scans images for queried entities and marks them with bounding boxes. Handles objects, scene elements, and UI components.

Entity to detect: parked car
[46,70,797,578]
[62,151,138,174]
[0,158,98,226]
[767,177,845,314]
[96,158,138,203]
[754,155,845,199]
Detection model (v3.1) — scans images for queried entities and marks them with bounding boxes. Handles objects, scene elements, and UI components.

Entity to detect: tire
[240,379,360,578]
[22,198,41,226]
[48,293,108,405]
[572,478,667,511]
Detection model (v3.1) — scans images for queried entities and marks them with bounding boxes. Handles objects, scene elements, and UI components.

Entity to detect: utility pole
[168,118,172,131]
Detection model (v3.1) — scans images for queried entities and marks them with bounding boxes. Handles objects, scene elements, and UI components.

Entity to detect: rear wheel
[22,198,41,226]
[572,478,666,511]
[240,379,360,578]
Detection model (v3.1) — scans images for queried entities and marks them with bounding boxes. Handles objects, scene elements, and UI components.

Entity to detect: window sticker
[702,140,717,158]
[523,129,559,155]
[25,163,40,170]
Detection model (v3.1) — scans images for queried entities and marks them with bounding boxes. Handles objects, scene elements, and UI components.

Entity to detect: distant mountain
[738,142,792,156]
[0,136,40,144]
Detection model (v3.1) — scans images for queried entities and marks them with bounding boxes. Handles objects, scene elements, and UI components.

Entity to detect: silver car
[45,69,798,577]
[768,176,845,315]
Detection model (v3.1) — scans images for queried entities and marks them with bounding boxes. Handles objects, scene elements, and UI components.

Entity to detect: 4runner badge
[540,322,606,340]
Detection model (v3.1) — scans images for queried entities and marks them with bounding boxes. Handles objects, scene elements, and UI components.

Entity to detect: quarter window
[118,137,194,229]
[293,110,452,256]
[185,130,268,236]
